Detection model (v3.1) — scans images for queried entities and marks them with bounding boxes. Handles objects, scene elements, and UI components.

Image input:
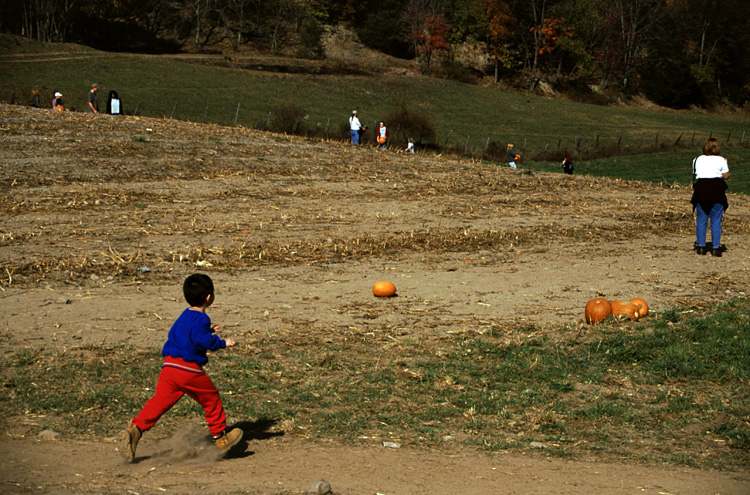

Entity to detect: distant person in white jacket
[349,110,362,144]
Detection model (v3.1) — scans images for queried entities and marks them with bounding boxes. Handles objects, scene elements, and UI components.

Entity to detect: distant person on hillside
[52,92,63,110]
[691,137,730,257]
[30,89,41,108]
[349,110,363,144]
[106,90,123,115]
[52,92,65,111]
[561,154,574,175]
[506,143,518,169]
[405,137,415,154]
[376,121,389,149]
[87,83,99,113]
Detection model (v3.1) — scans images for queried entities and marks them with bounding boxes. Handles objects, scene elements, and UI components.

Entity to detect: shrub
[441,60,480,85]
[383,102,436,146]
[553,78,613,106]
[267,106,308,135]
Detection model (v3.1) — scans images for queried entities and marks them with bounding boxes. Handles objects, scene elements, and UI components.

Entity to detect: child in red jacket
[118,274,242,462]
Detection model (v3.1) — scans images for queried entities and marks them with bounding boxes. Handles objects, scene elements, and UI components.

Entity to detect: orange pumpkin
[585,298,612,324]
[373,281,397,297]
[630,298,648,317]
[611,300,640,320]
[378,137,387,144]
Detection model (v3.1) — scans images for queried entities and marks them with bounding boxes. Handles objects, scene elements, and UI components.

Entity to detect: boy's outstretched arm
[211,324,235,347]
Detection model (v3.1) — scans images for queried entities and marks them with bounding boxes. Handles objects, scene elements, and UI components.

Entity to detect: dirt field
[1,103,749,494]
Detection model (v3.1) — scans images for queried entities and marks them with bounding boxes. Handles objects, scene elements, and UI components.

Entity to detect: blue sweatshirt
[162,308,226,366]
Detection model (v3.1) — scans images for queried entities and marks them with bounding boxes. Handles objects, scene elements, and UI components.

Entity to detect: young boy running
[118,273,243,462]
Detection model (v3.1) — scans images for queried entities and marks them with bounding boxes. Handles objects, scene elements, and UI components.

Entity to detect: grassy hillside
[1,39,747,194]
[2,41,750,150]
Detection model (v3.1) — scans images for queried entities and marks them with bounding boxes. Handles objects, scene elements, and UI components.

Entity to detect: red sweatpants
[132,359,227,437]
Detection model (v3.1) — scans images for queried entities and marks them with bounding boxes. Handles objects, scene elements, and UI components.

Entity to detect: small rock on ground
[38,430,61,441]
[306,478,332,495]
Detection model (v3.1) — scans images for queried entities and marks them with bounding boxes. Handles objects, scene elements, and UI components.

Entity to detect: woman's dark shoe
[696,246,709,255]
[711,249,722,257]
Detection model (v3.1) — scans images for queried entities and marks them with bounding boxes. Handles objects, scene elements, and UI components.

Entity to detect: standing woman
[691,137,730,257]
[106,90,123,115]
[349,110,362,144]
[376,121,389,149]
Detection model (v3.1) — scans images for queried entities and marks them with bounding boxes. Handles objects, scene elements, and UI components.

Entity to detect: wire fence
[7,89,750,163]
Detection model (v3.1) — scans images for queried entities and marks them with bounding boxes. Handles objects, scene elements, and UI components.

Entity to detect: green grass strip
[2,299,748,469]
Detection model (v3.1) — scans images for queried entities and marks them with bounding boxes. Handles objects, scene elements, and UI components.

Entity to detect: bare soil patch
[1,104,749,494]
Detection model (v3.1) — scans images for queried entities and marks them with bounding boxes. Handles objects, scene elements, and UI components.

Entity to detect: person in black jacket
[561,154,574,175]
[691,138,730,257]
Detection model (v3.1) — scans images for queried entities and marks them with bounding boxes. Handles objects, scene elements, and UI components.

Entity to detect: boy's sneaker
[117,424,141,463]
[213,428,243,455]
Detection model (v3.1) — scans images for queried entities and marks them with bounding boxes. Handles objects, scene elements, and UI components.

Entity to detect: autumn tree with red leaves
[480,0,513,83]
[403,0,452,75]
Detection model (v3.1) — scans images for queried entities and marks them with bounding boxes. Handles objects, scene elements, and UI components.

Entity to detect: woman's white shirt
[694,155,728,179]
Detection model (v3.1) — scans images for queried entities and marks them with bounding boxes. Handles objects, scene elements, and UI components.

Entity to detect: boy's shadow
[131,418,284,463]
[226,418,285,459]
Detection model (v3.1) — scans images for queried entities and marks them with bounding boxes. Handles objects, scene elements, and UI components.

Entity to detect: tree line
[2,0,748,108]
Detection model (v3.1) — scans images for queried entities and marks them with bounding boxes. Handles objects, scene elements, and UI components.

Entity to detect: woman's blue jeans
[695,202,724,249]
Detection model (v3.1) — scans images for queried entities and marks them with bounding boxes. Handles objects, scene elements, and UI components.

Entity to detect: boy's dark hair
[183,273,214,307]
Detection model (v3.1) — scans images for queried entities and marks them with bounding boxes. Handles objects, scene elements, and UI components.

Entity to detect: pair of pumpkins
[585,298,648,324]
